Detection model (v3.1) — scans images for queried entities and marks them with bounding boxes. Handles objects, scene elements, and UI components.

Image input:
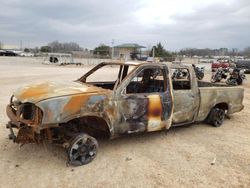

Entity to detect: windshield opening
[79,63,136,90]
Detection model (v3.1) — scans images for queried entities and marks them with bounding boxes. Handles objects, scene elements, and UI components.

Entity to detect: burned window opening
[126,68,166,94]
[171,68,191,90]
[80,63,136,90]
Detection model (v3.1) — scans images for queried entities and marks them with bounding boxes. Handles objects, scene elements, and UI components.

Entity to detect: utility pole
[20,40,22,50]
[153,46,155,58]
[111,39,114,60]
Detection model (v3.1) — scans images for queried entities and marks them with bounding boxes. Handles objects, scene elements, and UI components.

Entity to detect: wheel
[207,108,225,127]
[237,77,243,85]
[226,79,237,86]
[67,133,98,166]
[197,73,204,80]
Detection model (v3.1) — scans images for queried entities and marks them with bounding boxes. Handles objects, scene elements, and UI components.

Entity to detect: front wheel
[207,108,225,127]
[67,133,98,166]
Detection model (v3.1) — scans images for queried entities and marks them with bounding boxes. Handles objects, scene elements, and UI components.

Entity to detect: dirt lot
[0,57,249,188]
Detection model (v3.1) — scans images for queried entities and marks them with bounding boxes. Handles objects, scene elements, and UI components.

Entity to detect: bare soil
[0,57,249,188]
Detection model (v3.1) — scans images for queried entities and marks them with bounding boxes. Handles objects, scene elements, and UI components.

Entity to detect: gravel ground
[0,57,249,188]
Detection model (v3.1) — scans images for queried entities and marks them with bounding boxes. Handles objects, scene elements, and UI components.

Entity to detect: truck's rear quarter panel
[196,86,244,122]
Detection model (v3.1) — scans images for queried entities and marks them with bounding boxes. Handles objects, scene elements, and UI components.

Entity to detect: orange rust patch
[63,95,89,114]
[147,95,163,132]
[148,95,162,120]
[106,107,115,117]
[20,83,50,100]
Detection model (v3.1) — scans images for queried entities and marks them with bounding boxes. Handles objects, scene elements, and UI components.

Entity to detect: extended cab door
[171,67,199,124]
[115,64,173,135]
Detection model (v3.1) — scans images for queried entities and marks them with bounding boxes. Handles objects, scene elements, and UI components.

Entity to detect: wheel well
[205,103,228,122]
[214,103,228,110]
[79,116,111,138]
[60,116,111,139]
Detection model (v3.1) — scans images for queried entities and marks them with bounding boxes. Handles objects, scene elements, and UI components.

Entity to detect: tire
[197,73,204,80]
[226,79,237,86]
[67,133,98,166]
[207,108,225,127]
[237,77,243,85]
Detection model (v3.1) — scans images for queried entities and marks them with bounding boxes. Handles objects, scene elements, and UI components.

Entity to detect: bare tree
[243,47,250,57]
[48,41,82,52]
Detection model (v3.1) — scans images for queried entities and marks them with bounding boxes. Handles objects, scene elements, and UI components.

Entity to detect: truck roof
[102,61,172,66]
[102,61,193,69]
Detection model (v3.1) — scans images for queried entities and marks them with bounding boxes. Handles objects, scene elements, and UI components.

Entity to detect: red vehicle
[211,59,229,72]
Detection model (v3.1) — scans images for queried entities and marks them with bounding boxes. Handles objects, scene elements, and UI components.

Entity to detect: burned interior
[171,68,191,90]
[126,68,166,93]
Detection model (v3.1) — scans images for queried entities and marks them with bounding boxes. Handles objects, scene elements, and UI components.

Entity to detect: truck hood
[14,81,107,103]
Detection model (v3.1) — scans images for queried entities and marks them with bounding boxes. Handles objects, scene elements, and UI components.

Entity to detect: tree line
[40,41,82,53]
[7,40,250,58]
[179,47,250,57]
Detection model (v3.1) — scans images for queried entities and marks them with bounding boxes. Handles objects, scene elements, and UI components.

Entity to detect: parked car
[0,50,17,56]
[211,59,230,72]
[0,50,5,56]
[6,61,244,166]
[20,52,34,57]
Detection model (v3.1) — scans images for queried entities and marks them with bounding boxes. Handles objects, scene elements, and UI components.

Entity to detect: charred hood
[14,81,107,103]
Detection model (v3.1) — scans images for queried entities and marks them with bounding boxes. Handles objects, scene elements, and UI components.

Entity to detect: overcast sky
[0,0,249,50]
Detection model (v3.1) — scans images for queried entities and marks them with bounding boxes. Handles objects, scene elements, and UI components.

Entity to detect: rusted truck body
[6,61,244,166]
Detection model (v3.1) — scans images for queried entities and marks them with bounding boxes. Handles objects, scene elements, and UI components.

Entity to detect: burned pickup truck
[6,61,244,166]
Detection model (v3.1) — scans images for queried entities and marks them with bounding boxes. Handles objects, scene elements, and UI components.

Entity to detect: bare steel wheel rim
[69,135,98,166]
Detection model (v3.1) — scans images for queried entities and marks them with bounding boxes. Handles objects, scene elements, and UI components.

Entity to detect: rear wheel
[207,108,225,127]
[67,133,98,166]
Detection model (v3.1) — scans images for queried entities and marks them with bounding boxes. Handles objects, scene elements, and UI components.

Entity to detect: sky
[0,0,250,50]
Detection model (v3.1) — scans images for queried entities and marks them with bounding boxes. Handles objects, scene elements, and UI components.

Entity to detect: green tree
[150,42,171,57]
[40,46,52,53]
[93,44,110,56]
[24,48,30,52]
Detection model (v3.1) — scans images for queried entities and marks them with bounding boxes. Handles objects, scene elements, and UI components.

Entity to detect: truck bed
[196,85,244,121]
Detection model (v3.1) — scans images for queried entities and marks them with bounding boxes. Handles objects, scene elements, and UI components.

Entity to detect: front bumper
[6,104,37,144]
[6,104,21,127]
[6,104,20,143]
[6,122,17,142]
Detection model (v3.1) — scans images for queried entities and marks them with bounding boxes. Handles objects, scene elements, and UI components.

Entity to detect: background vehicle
[211,59,229,72]
[0,50,17,56]
[226,68,246,85]
[236,60,250,73]
[6,62,244,166]
[43,53,81,65]
[192,64,204,80]
[172,68,188,79]
[211,67,228,83]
